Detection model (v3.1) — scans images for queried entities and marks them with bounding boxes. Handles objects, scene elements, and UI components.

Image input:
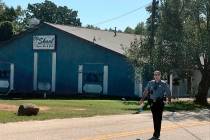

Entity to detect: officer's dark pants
[150,100,164,138]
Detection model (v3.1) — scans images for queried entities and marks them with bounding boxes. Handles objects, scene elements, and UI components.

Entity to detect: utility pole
[151,0,156,45]
[148,0,158,75]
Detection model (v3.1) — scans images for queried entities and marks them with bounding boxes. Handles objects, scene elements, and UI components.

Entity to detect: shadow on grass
[123,101,210,121]
[164,101,210,111]
[163,101,210,122]
[163,101,210,121]
[0,93,139,101]
[163,109,210,122]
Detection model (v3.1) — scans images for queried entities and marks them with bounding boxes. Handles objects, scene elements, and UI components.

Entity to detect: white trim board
[78,65,83,93]
[10,63,14,90]
[51,52,56,92]
[103,65,108,94]
[33,52,38,90]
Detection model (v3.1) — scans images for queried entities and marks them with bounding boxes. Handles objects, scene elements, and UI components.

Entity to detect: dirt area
[0,103,85,112]
[0,103,50,112]
[0,104,17,111]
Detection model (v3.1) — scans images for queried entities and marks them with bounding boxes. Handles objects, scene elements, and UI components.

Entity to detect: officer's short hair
[154,70,161,75]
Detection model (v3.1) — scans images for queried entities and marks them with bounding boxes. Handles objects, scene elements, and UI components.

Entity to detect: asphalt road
[0,109,209,140]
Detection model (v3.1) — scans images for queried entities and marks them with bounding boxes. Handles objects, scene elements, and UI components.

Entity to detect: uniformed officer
[139,70,171,140]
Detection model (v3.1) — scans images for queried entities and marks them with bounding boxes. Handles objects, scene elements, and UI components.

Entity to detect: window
[84,72,103,84]
[0,70,10,79]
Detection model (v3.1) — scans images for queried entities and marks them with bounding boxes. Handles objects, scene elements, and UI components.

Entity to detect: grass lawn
[0,99,139,123]
[0,98,209,123]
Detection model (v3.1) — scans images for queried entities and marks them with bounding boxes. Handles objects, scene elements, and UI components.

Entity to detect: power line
[94,2,151,26]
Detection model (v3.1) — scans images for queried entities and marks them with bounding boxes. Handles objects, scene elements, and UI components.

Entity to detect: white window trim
[33,52,38,90]
[103,65,108,94]
[52,52,56,92]
[78,65,83,93]
[10,63,14,90]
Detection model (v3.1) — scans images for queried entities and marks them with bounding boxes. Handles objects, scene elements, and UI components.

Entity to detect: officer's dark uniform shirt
[145,80,171,100]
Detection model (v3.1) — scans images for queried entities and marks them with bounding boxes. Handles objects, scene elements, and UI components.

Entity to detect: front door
[37,52,52,92]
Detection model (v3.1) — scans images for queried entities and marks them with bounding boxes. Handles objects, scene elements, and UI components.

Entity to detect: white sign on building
[33,35,55,50]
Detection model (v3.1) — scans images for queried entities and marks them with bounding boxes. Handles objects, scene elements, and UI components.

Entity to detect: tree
[155,0,184,73]
[156,0,210,105]
[182,0,210,105]
[0,3,22,23]
[26,0,81,26]
[134,22,146,35]
[124,26,134,34]
[13,6,26,33]
[1,7,17,22]
[86,24,100,30]
[0,1,23,38]
[0,21,14,41]
[0,0,4,15]
[145,0,160,77]
[125,1,160,83]
[125,0,210,105]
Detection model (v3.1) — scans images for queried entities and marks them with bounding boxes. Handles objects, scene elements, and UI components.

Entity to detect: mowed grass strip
[0,99,139,123]
[0,99,208,123]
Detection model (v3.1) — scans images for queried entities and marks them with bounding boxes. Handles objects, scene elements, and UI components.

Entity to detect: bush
[0,21,14,41]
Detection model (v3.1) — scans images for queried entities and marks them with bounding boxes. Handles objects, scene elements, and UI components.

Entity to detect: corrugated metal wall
[0,23,135,97]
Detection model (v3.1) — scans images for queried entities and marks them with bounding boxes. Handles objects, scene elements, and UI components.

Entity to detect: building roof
[46,23,142,55]
[0,22,143,55]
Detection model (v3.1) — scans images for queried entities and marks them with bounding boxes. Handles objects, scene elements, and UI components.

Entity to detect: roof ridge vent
[28,18,40,28]
[114,27,117,37]
[93,36,96,42]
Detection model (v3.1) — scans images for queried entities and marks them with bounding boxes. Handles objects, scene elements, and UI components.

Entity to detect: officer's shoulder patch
[151,80,156,82]
[149,80,155,85]
[161,80,167,83]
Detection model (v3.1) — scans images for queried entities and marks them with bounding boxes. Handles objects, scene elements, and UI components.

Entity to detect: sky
[3,0,151,31]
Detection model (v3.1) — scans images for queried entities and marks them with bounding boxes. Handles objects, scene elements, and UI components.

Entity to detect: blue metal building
[0,22,142,97]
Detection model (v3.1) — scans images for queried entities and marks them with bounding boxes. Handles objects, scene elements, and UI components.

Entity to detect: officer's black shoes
[148,136,160,140]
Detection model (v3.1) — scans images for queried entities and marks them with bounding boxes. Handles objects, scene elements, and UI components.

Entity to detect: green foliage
[0,4,22,22]
[164,100,209,111]
[124,38,149,69]
[124,26,134,34]
[125,0,206,74]
[0,7,17,22]
[26,0,81,26]
[0,1,24,34]
[0,21,14,41]
[134,22,146,35]
[146,0,160,36]
[124,22,147,35]
[154,0,184,73]
[0,0,4,15]
[125,0,210,105]
[176,0,210,105]
[86,24,100,30]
